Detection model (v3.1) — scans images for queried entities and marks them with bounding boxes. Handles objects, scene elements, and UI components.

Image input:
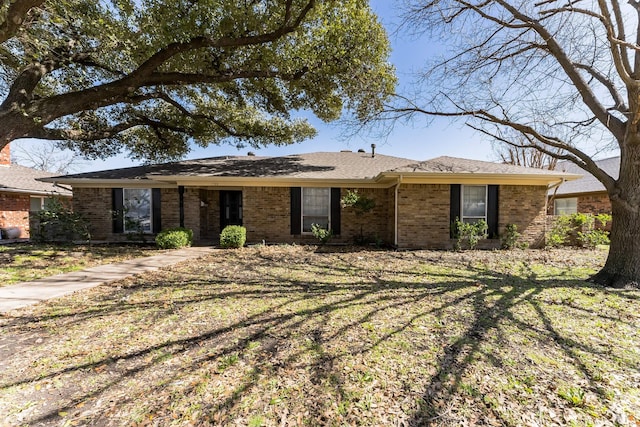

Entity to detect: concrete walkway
[0,246,214,313]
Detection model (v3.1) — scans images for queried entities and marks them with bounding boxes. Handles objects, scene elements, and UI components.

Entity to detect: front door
[220,191,243,229]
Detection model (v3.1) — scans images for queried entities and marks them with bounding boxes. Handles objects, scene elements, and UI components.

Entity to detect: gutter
[394,175,403,247]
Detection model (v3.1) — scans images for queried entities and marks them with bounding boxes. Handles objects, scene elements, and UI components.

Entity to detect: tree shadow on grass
[0,248,638,426]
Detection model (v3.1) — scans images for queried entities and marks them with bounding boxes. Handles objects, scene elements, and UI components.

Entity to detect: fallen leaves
[0,246,638,426]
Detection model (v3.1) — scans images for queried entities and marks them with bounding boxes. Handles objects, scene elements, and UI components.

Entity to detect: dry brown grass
[0,246,638,426]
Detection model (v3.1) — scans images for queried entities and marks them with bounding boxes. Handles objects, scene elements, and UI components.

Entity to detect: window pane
[462,186,486,218]
[30,197,43,212]
[302,188,330,232]
[554,198,577,215]
[124,188,152,232]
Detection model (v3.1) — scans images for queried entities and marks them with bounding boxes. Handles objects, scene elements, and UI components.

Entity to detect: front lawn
[0,243,161,285]
[0,246,638,426]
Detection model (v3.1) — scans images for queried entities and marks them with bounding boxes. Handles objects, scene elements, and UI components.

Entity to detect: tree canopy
[0,0,395,162]
[389,0,640,287]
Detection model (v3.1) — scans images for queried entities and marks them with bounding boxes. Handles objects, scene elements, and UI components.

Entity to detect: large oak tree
[388,0,640,287]
[0,0,395,161]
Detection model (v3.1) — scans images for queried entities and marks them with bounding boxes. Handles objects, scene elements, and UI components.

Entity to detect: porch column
[179,185,185,227]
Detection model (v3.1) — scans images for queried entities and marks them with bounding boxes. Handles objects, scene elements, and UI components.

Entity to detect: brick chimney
[0,142,9,166]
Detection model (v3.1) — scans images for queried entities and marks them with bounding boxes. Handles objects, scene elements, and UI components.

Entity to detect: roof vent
[371,143,376,158]
[357,148,365,153]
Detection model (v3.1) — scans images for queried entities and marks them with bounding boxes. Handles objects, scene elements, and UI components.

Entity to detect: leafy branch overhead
[0,0,395,161]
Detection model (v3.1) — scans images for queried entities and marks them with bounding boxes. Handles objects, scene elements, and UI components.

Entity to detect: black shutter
[290,187,301,235]
[331,188,341,235]
[487,185,499,239]
[112,188,124,233]
[449,184,461,237]
[152,188,162,233]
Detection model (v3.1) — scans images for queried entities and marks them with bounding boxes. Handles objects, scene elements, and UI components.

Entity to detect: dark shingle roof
[0,164,72,196]
[390,156,570,176]
[50,152,416,181]
[552,156,619,196]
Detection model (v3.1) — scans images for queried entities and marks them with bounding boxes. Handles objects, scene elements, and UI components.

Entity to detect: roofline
[378,172,582,185]
[549,190,609,198]
[42,171,582,189]
[0,187,72,197]
[148,175,391,188]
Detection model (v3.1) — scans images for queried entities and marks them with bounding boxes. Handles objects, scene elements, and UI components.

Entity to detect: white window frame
[461,185,488,223]
[554,197,578,215]
[301,187,331,234]
[30,196,55,212]
[123,188,153,233]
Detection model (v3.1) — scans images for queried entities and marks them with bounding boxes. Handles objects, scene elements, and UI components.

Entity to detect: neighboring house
[0,143,73,239]
[42,151,578,248]
[548,156,619,216]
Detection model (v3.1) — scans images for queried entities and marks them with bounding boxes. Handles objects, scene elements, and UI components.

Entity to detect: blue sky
[13,0,496,173]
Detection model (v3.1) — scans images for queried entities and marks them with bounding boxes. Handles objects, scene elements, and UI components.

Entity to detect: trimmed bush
[155,227,193,249]
[220,225,246,248]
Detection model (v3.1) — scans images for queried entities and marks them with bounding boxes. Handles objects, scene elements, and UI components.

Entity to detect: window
[123,188,152,233]
[302,187,330,232]
[30,196,55,212]
[554,198,577,215]
[461,185,487,223]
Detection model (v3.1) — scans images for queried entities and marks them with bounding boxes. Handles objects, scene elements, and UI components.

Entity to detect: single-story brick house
[42,151,579,248]
[0,143,72,239]
[548,156,618,216]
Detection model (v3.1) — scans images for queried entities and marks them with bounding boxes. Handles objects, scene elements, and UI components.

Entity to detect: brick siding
[72,187,113,240]
[243,187,291,243]
[339,187,391,245]
[499,185,548,248]
[0,191,30,238]
[547,192,612,216]
[396,184,451,249]
[72,184,549,247]
[578,193,611,215]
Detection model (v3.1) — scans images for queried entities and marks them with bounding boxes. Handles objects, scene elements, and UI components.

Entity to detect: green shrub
[453,218,488,250]
[155,227,193,249]
[32,197,91,242]
[501,223,522,249]
[546,213,611,248]
[546,215,574,248]
[220,225,246,248]
[311,223,333,244]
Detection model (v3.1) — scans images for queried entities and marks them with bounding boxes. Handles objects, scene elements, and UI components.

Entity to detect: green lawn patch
[0,246,637,426]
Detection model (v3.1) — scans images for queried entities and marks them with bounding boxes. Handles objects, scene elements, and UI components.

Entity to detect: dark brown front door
[220,191,243,229]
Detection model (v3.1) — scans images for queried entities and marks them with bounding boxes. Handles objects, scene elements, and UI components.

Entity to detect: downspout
[394,175,403,247]
[547,178,566,213]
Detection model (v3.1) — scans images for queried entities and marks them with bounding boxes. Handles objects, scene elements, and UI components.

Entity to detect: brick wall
[578,193,611,215]
[160,188,180,230]
[396,184,451,249]
[340,187,391,244]
[499,185,548,248]
[0,143,10,165]
[72,187,113,240]
[71,184,549,247]
[547,192,612,216]
[183,188,201,241]
[0,191,30,238]
[243,186,292,243]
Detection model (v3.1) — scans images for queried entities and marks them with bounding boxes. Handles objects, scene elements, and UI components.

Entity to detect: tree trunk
[592,199,640,288]
[591,141,640,288]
